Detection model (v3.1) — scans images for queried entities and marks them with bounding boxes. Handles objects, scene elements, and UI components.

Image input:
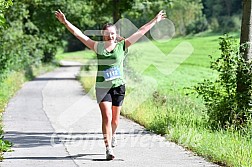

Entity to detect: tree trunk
[237,0,252,123]
[240,0,252,60]
[224,0,232,16]
[113,0,121,23]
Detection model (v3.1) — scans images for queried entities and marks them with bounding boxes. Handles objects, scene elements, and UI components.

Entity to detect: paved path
[1,61,218,167]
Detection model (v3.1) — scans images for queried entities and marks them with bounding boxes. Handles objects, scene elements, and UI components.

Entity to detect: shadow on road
[4,130,150,148]
[32,77,77,81]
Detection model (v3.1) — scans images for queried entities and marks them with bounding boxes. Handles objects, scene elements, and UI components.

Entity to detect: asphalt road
[1,61,218,167]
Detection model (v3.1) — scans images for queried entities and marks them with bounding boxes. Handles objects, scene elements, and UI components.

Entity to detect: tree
[235,0,252,127]
[0,0,97,78]
[90,0,135,24]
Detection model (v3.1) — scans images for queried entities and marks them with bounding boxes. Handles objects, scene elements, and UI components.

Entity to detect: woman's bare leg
[99,102,113,147]
[112,106,121,135]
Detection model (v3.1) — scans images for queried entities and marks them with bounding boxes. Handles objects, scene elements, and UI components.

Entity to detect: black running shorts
[95,84,126,106]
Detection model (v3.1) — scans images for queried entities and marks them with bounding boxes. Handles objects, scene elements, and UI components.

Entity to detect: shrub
[193,34,252,129]
[212,15,241,33]
[185,16,209,35]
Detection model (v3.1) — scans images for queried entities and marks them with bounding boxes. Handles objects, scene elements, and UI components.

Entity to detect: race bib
[103,67,121,81]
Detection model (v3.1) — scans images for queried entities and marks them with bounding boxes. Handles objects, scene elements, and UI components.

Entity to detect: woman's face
[103,26,117,42]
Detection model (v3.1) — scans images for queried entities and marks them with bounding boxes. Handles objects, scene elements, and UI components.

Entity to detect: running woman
[55,9,166,160]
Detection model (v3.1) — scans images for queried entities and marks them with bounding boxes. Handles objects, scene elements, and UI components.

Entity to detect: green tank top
[95,40,126,88]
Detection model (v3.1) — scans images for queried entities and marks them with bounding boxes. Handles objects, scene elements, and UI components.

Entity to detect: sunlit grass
[56,49,96,64]
[126,34,221,93]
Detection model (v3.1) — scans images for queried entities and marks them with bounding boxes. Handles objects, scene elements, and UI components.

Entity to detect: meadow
[56,32,252,167]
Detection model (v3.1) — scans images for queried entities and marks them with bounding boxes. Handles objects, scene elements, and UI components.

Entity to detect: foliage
[122,0,206,36]
[16,0,93,62]
[0,0,94,79]
[0,0,243,79]
[0,0,12,27]
[0,131,12,157]
[90,0,135,23]
[125,0,172,21]
[168,0,207,35]
[185,15,208,35]
[193,35,252,129]
[60,1,95,52]
[0,1,44,78]
[202,0,242,32]
[203,0,241,18]
[121,0,242,35]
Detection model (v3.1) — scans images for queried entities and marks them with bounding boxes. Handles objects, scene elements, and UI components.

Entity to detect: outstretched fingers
[55,9,65,16]
[58,9,64,15]
[159,10,167,20]
[54,9,66,24]
[155,10,167,22]
[55,10,60,17]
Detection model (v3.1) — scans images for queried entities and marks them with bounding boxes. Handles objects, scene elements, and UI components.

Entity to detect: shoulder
[95,41,104,55]
[118,39,125,45]
[117,40,125,51]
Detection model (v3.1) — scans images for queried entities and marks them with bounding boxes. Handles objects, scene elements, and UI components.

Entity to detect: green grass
[56,32,252,166]
[122,95,252,166]
[56,49,96,63]
[0,63,57,159]
[126,34,221,93]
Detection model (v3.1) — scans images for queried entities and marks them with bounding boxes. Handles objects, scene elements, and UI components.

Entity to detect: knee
[112,117,119,126]
[102,115,112,124]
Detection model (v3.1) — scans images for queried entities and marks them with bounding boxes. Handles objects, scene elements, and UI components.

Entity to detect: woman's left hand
[55,9,67,24]
[155,10,166,23]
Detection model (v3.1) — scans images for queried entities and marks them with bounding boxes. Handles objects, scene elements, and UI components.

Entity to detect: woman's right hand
[155,10,166,23]
[55,9,67,24]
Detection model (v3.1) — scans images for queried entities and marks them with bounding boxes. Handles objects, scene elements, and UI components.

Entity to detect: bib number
[103,67,121,81]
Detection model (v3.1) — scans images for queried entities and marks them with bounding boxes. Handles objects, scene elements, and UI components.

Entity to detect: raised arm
[55,10,96,51]
[125,10,166,48]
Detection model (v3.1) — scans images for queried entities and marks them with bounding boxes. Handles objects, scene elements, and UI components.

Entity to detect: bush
[211,15,241,33]
[0,19,44,79]
[208,17,219,32]
[0,0,65,78]
[185,16,209,35]
[193,35,252,129]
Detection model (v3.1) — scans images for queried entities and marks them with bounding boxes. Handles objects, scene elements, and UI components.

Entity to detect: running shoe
[106,147,115,160]
[111,135,117,147]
